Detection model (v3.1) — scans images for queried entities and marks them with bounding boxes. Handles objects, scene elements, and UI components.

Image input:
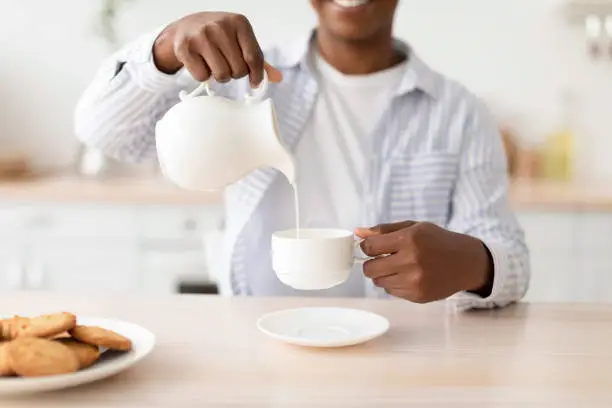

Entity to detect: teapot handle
[179,71,269,102]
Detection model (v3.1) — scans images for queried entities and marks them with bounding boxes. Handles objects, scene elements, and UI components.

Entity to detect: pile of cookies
[0,312,132,378]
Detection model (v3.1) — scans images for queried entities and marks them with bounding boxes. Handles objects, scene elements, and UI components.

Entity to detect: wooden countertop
[0,175,222,206]
[509,179,612,211]
[0,175,611,210]
[3,294,612,407]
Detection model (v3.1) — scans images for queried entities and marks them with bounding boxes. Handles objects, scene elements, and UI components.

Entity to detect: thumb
[355,221,417,238]
[264,62,283,83]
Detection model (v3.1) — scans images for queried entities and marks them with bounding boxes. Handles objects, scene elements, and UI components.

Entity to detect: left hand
[355,221,493,303]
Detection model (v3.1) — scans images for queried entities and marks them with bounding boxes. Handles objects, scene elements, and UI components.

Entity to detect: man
[74,0,530,310]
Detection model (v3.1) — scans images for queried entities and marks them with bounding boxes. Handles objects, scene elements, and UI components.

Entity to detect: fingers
[184,33,281,86]
[199,39,232,83]
[362,254,421,301]
[233,16,282,86]
[210,25,249,80]
[264,62,283,83]
[174,41,210,82]
[234,16,265,87]
[358,221,418,257]
[354,227,379,239]
[362,254,404,280]
[361,228,414,257]
[355,221,417,238]
[372,274,405,290]
[172,13,282,87]
[371,272,422,303]
[383,288,414,301]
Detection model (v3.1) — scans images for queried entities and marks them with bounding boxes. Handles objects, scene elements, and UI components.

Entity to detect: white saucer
[257,307,389,348]
[0,316,155,396]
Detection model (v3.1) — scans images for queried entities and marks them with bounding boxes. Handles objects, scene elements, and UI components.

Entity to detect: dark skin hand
[153,12,283,87]
[355,221,494,303]
[153,1,404,86]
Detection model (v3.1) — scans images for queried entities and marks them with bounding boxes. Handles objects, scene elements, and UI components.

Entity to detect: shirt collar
[273,29,440,99]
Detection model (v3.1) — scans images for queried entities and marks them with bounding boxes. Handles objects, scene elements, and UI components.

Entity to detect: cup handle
[353,239,391,264]
[178,71,269,102]
[353,239,373,264]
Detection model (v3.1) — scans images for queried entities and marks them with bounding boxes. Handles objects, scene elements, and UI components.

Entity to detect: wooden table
[2,294,612,407]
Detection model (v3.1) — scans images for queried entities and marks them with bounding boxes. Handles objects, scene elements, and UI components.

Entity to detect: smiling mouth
[331,0,371,8]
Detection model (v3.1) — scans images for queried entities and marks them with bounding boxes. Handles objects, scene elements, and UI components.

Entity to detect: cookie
[0,320,10,340]
[13,312,77,339]
[55,338,100,369]
[69,326,132,351]
[6,337,79,377]
[48,331,71,340]
[0,316,30,340]
[0,343,14,376]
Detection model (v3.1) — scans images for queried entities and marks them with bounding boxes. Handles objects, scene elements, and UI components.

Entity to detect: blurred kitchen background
[0,0,610,301]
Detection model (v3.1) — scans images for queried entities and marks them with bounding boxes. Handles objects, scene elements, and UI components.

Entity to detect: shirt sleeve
[74,26,196,163]
[446,97,531,311]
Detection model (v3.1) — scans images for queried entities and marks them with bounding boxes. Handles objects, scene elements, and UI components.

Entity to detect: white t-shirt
[248,50,408,297]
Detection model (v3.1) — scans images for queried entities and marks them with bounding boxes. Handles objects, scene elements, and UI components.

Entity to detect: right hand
[153,12,283,87]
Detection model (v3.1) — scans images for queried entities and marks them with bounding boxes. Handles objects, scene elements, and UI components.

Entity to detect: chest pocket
[386,152,458,226]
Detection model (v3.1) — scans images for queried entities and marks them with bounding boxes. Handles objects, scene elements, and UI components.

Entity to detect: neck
[315,29,404,75]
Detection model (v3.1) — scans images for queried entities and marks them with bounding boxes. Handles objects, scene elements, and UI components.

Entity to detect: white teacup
[271,228,368,291]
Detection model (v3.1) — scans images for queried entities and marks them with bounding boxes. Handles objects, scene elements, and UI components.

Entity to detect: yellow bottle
[542,90,575,182]
[543,129,573,181]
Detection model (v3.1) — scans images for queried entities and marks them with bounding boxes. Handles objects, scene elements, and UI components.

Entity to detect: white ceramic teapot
[155,73,296,191]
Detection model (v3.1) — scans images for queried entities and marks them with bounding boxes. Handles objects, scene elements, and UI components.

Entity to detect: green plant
[97,0,135,47]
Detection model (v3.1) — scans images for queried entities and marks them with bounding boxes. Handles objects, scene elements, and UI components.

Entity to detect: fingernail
[354,227,373,237]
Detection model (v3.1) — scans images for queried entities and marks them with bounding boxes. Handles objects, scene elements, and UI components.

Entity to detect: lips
[331,0,370,8]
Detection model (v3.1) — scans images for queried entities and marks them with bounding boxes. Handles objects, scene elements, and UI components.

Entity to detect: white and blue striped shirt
[74,29,530,310]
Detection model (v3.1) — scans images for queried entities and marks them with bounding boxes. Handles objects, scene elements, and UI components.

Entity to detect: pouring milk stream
[155,75,368,290]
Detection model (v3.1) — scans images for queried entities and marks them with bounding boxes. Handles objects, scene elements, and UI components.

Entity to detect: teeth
[332,0,369,8]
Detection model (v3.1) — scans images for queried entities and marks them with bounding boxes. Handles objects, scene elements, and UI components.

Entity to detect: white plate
[257,307,389,348]
[0,316,155,396]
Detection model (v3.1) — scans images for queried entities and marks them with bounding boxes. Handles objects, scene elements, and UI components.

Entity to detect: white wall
[1,0,610,178]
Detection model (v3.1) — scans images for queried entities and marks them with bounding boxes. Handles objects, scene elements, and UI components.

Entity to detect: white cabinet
[0,201,223,295]
[138,249,208,294]
[518,210,612,303]
[26,245,139,294]
[518,211,579,302]
[574,212,612,302]
[0,246,27,293]
[138,206,216,242]
[4,197,612,302]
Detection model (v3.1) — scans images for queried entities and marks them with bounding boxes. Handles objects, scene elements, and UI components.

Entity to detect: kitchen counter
[0,175,222,205]
[3,294,612,407]
[0,175,611,210]
[510,179,612,211]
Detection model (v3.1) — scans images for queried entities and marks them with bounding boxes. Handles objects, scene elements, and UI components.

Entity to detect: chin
[312,0,397,42]
[325,24,370,41]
